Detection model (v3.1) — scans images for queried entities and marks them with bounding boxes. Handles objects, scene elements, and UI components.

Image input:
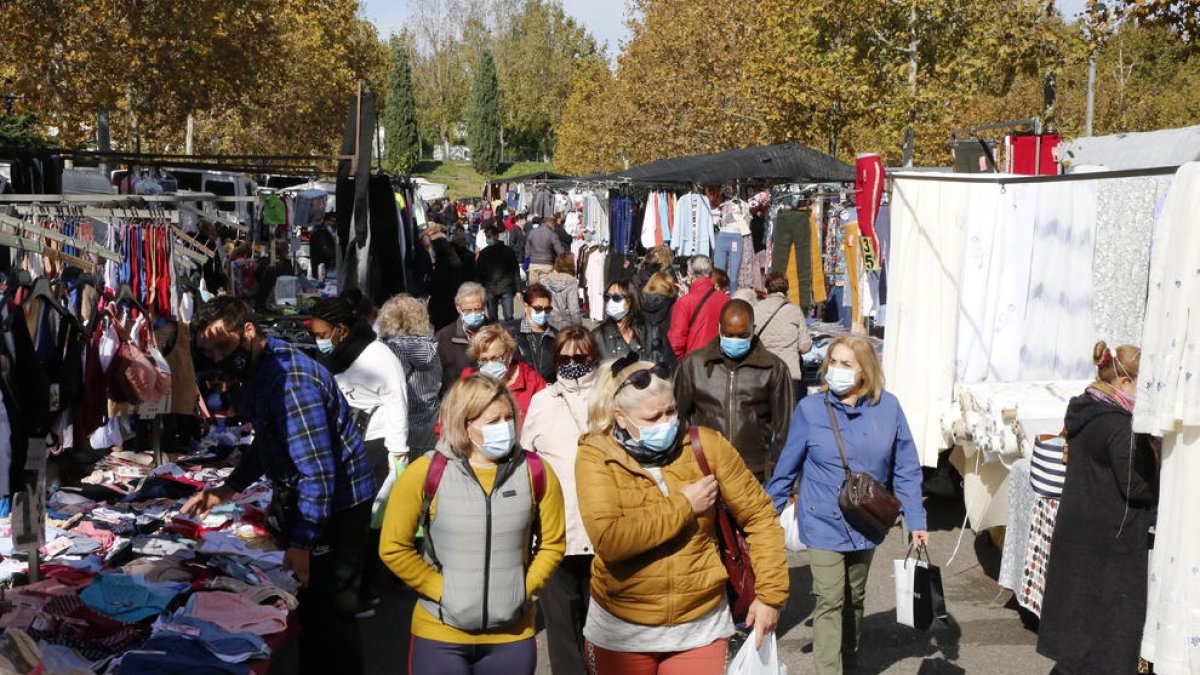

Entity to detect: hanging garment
[1017,181,1098,381]
[640,192,662,249]
[808,205,827,303]
[671,193,714,257]
[881,176,970,467]
[772,210,813,310]
[955,182,1035,384]
[585,250,607,322]
[1091,176,1166,347]
[855,154,885,269]
[365,174,406,306]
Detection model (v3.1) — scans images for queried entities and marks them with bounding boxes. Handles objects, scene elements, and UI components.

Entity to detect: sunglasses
[556,353,593,365]
[603,293,627,302]
[529,305,552,312]
[614,363,672,395]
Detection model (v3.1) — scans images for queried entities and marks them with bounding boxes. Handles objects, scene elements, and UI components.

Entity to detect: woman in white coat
[520,326,600,674]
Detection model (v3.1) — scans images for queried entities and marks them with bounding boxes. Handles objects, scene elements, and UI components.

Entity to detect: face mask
[530,310,549,327]
[219,347,253,378]
[316,338,335,355]
[480,361,509,379]
[462,311,486,329]
[720,335,752,360]
[471,419,515,459]
[605,300,628,321]
[558,362,594,381]
[486,238,497,247]
[634,416,680,454]
[825,366,859,396]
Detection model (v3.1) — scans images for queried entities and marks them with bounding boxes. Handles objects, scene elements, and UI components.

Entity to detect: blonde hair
[467,324,518,362]
[378,294,433,338]
[820,336,885,404]
[439,374,518,459]
[587,359,673,434]
[647,246,674,270]
[1092,340,1140,384]
[643,272,678,298]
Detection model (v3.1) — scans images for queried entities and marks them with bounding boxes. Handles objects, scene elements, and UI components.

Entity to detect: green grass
[415,160,556,199]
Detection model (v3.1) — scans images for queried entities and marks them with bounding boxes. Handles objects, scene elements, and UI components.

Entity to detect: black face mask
[220,347,253,378]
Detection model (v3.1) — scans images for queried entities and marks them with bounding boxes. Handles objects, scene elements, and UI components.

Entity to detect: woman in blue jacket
[766,336,927,675]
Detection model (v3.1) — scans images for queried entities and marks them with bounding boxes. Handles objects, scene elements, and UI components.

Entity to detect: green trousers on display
[808,547,876,675]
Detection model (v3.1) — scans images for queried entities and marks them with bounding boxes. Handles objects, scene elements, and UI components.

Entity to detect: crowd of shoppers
[191,202,1159,675]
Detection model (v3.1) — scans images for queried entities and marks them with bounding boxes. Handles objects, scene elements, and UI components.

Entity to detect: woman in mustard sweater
[379,373,566,674]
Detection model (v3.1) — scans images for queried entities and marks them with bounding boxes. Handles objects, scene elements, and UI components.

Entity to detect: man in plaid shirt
[184,297,375,675]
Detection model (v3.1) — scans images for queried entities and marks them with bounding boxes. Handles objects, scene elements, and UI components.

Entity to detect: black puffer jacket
[673,337,794,477]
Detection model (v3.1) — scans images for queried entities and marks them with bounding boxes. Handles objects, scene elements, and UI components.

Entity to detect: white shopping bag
[894,556,918,628]
[728,629,787,675]
[779,500,806,553]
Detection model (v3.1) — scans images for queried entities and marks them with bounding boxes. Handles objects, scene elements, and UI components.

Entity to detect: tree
[468,49,502,175]
[406,0,486,158]
[384,41,421,174]
[555,57,627,175]
[490,0,599,159]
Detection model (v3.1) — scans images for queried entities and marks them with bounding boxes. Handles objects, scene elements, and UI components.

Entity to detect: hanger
[115,283,149,317]
[23,276,84,332]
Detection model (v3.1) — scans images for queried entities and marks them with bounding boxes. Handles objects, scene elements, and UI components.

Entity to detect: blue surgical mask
[480,360,509,379]
[530,310,549,327]
[720,335,752,360]
[825,366,859,396]
[471,419,516,459]
[636,416,680,454]
[605,300,628,321]
[316,338,335,355]
[462,311,486,329]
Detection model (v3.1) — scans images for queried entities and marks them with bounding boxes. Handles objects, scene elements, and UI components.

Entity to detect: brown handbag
[689,426,756,624]
[825,399,902,538]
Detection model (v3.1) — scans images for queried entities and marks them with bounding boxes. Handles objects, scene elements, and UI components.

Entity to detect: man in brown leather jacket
[674,300,794,480]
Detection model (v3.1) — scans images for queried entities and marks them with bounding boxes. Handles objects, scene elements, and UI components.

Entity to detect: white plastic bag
[728,629,787,675]
[779,500,806,552]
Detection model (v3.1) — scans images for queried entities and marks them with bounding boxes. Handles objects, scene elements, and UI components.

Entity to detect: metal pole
[1086,53,1096,137]
[185,113,195,155]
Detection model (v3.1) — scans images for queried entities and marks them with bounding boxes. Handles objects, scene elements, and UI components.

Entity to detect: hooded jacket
[542,272,582,329]
[674,337,794,477]
[575,426,789,625]
[753,293,812,381]
[1037,393,1158,673]
[641,293,678,372]
[668,278,730,359]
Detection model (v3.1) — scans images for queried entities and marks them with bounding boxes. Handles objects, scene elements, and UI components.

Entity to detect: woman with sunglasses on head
[461,325,547,433]
[575,355,789,674]
[519,327,602,674]
[592,278,647,362]
[379,374,566,675]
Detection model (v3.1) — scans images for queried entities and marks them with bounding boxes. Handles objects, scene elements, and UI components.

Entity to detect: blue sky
[361,0,1090,55]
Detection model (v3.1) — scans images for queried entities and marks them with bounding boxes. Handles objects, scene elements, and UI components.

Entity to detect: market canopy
[598,142,855,185]
[1059,124,1200,171]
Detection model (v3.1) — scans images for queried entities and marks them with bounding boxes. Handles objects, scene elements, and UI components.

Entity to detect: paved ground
[270,494,1054,674]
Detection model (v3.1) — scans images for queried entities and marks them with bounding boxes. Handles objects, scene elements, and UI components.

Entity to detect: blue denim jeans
[713,232,743,293]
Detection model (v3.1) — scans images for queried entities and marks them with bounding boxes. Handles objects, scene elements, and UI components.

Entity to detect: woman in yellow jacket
[577,355,789,674]
[379,373,566,674]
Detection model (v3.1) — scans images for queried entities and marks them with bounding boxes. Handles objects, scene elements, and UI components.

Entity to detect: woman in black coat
[1037,341,1158,675]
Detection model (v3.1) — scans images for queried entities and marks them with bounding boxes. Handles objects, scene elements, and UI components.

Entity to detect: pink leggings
[586,639,728,675]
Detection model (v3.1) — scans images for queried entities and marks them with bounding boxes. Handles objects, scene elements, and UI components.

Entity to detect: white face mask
[470,419,515,459]
[825,366,859,395]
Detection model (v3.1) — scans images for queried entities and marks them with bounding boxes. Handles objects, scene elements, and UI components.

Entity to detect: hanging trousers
[713,232,744,292]
[773,210,813,310]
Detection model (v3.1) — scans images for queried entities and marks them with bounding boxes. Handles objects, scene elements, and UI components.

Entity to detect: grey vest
[419,447,535,632]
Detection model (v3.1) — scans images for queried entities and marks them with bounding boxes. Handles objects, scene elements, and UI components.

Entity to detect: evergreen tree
[468,49,502,175]
[384,42,421,174]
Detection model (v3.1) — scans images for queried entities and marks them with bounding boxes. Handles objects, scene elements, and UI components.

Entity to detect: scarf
[323,323,377,376]
[1086,380,1135,414]
[612,424,677,467]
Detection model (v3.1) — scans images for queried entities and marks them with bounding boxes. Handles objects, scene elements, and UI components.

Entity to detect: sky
[361,0,635,55]
[361,0,1090,57]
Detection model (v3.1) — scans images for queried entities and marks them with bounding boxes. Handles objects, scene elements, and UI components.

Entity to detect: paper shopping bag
[895,545,947,630]
[894,555,917,628]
